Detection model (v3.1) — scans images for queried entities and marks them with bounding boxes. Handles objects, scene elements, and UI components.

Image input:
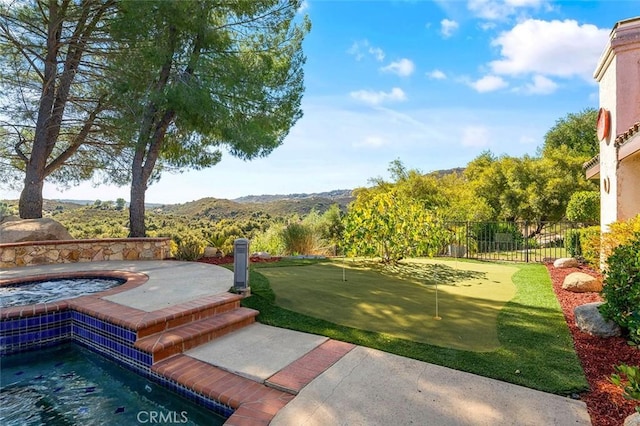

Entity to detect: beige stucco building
[584,16,640,232]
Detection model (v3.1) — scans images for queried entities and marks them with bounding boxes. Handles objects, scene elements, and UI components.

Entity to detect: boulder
[252,251,271,259]
[203,246,224,258]
[624,412,640,426]
[574,302,621,338]
[553,257,579,268]
[562,272,603,292]
[0,218,73,243]
[0,215,20,224]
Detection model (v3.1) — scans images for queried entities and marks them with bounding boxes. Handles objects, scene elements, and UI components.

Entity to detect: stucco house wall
[618,149,640,219]
[589,16,640,231]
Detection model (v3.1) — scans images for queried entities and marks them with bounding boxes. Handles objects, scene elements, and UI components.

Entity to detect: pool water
[0,344,226,425]
[0,278,125,308]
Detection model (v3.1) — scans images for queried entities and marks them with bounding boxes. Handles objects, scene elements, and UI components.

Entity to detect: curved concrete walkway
[1,261,592,425]
[1,260,232,311]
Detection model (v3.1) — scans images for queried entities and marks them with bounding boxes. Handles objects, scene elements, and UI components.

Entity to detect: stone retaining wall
[0,238,171,268]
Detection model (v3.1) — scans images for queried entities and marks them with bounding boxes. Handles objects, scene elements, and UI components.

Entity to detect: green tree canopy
[437,172,493,222]
[105,0,310,236]
[566,191,600,223]
[541,108,598,159]
[344,184,448,263]
[0,0,120,218]
[465,147,595,225]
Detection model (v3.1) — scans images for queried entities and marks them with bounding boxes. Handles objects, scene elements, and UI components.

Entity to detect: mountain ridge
[233,189,353,204]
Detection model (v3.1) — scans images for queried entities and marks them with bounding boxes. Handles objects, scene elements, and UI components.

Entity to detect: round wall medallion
[597,107,611,141]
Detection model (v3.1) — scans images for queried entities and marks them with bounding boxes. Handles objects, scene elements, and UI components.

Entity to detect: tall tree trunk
[14,0,113,219]
[129,152,147,237]
[126,25,180,237]
[17,0,61,218]
[18,166,45,219]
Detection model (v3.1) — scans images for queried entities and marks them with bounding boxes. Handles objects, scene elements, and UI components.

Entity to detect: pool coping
[0,270,149,319]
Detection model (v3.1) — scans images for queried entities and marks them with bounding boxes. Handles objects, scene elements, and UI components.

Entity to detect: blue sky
[2,0,638,204]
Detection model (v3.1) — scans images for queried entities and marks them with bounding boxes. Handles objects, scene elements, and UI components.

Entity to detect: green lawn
[258,258,517,352]
[241,257,588,395]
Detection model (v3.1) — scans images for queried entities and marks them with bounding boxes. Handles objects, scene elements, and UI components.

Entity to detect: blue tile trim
[0,312,71,354]
[1,309,233,419]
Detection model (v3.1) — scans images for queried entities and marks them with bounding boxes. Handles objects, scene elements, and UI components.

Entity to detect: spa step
[135,293,244,338]
[135,307,259,363]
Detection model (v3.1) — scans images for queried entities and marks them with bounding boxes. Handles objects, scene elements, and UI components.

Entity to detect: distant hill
[159,190,354,220]
[3,190,354,221]
[53,199,164,209]
[427,167,465,178]
[9,171,470,221]
[234,189,353,204]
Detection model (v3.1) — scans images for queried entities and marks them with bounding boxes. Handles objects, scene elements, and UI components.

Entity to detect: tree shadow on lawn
[360,260,487,287]
[258,260,518,352]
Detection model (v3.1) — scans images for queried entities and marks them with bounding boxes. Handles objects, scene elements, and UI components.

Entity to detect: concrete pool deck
[0,261,592,425]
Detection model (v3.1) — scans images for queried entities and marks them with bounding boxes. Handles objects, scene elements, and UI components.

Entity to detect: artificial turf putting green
[257,258,518,352]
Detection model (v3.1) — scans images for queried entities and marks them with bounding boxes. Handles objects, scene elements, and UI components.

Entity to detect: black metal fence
[439,221,595,263]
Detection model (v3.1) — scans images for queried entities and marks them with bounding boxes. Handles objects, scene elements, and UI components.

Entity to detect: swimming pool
[0,343,226,425]
[0,277,125,308]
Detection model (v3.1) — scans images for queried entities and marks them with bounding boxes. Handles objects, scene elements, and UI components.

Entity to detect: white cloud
[369,47,385,62]
[467,0,547,21]
[506,0,545,7]
[461,126,491,147]
[347,39,385,62]
[479,22,496,31]
[427,69,447,80]
[347,41,365,61]
[469,75,508,92]
[440,19,459,38]
[380,58,415,77]
[350,88,407,105]
[523,74,558,95]
[354,135,386,148]
[489,19,609,81]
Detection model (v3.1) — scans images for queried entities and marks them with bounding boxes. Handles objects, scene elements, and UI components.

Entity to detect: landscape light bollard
[233,238,250,296]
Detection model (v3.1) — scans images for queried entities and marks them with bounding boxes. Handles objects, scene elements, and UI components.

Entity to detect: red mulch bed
[197,255,282,265]
[546,263,639,426]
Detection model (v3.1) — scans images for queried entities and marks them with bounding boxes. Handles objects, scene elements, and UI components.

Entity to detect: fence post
[466,222,469,259]
[524,221,529,263]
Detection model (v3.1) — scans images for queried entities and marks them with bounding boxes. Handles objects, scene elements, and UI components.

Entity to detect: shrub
[251,224,285,255]
[602,214,640,261]
[0,202,10,219]
[565,228,582,256]
[220,234,243,256]
[566,191,600,222]
[281,222,327,255]
[599,233,640,344]
[580,226,601,267]
[610,364,640,413]
[174,235,205,261]
[281,222,312,255]
[168,240,178,257]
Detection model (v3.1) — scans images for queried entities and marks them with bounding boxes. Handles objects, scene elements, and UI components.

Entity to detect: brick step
[135,307,259,363]
[136,293,244,338]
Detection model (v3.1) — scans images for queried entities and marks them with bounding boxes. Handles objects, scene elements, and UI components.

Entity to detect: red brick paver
[266,339,356,394]
[152,354,295,425]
